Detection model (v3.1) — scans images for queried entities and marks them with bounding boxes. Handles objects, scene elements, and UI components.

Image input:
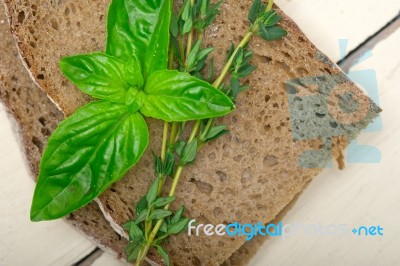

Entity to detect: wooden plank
[340,16,400,72]
[0,105,96,266]
[276,0,400,62]
[75,249,103,266]
[249,26,400,266]
[90,253,129,266]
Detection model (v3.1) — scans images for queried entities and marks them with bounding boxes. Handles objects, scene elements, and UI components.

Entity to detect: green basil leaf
[126,87,147,113]
[144,0,171,76]
[60,53,134,103]
[259,24,288,41]
[30,101,149,221]
[148,209,172,220]
[123,55,144,87]
[141,70,235,121]
[106,0,171,77]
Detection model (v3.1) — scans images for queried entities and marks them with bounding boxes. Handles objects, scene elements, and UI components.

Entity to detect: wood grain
[275,0,400,62]
[0,105,96,266]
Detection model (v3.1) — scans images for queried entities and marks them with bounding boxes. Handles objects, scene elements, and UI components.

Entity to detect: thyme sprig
[125,0,287,265]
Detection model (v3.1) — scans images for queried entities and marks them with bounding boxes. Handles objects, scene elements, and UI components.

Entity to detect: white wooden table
[1,0,399,265]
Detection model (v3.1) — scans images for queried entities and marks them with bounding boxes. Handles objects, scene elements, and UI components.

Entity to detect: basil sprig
[30,0,234,221]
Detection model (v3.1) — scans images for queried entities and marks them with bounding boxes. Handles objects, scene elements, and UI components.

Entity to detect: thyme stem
[266,0,274,12]
[213,0,274,88]
[158,122,170,193]
[185,0,195,61]
[137,121,200,265]
[136,2,276,264]
[212,31,253,88]
[161,121,169,161]
[201,0,275,138]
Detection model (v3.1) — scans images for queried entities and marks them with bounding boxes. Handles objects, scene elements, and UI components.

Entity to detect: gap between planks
[73,248,102,266]
[339,12,400,72]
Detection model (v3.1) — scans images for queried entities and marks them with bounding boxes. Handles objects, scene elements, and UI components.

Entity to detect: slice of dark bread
[3,0,381,265]
[0,6,129,260]
[0,4,273,266]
